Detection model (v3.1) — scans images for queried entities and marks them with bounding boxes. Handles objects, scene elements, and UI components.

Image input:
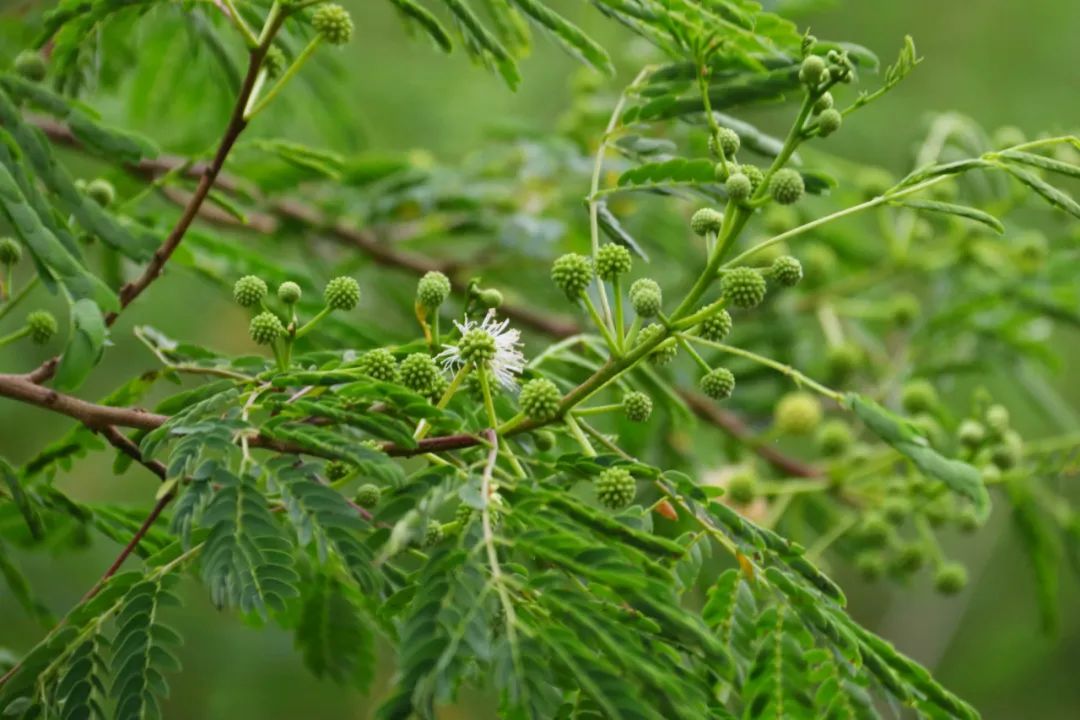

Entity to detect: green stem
[415,364,469,440]
[683,335,843,402]
[294,306,331,339]
[0,325,30,349]
[221,0,259,46]
[677,336,712,373]
[581,293,620,354]
[246,36,322,120]
[564,414,596,457]
[573,403,622,417]
[0,276,38,322]
[478,367,526,478]
[612,276,625,350]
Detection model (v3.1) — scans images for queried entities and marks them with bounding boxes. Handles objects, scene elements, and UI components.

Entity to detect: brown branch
[100,425,167,479]
[0,373,166,430]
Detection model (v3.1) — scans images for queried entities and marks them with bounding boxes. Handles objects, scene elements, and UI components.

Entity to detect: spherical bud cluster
[856,514,892,548]
[856,551,885,582]
[799,55,828,86]
[891,543,927,575]
[459,328,496,368]
[889,293,921,327]
[233,275,268,307]
[726,471,756,505]
[700,367,735,400]
[359,348,398,382]
[354,484,381,508]
[595,467,636,510]
[454,503,474,526]
[769,256,803,287]
[249,311,285,345]
[714,127,740,159]
[813,92,834,115]
[325,460,351,482]
[14,50,47,82]
[476,288,503,309]
[519,378,561,422]
[934,563,968,595]
[825,342,862,382]
[264,46,286,79]
[400,353,440,395]
[533,430,556,452]
[312,3,354,45]
[699,309,732,342]
[324,276,360,311]
[725,172,752,202]
[817,109,842,137]
[0,237,21,266]
[629,278,662,317]
[26,310,57,344]
[551,253,593,299]
[650,338,678,366]
[596,243,632,281]
[774,392,822,435]
[768,168,805,205]
[990,431,1023,471]
[957,419,986,448]
[955,506,983,533]
[816,419,853,457]
[826,50,854,83]
[622,391,652,422]
[900,379,938,414]
[86,178,115,208]
[739,164,765,193]
[417,271,451,309]
[690,208,724,237]
[721,267,767,309]
[985,404,1010,437]
[277,281,302,305]
[423,522,444,547]
[882,497,910,525]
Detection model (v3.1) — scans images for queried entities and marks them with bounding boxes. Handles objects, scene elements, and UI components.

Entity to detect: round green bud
[934,563,968,595]
[550,253,594,299]
[249,311,284,345]
[519,377,562,422]
[86,178,115,208]
[622,391,653,422]
[726,471,756,505]
[423,522,444,547]
[13,50,46,82]
[890,543,927,575]
[596,243,632,281]
[816,419,853,457]
[817,108,842,137]
[690,208,724,237]
[400,353,440,395]
[312,3,354,45]
[889,293,921,327]
[277,281,302,305]
[417,271,451,309]
[955,506,984,533]
[923,496,953,528]
[725,172,752,202]
[768,168,805,206]
[428,372,449,402]
[650,338,679,366]
[325,461,352,482]
[981,464,1001,485]
[359,348,398,382]
[985,404,1010,435]
[459,328,496,369]
[714,127,741,158]
[264,46,286,79]
[856,551,886,582]
[477,288,503,309]
[739,164,765,193]
[901,379,938,414]
[990,431,1023,470]
[233,275,268,307]
[813,92,834,114]
[533,430,556,452]
[828,55,854,83]
[701,367,736,400]
[774,392,822,435]
[629,278,662,318]
[856,514,892,548]
[769,256,803,287]
[354,484,381,508]
[324,276,360,311]
[0,237,21,266]
[721,267,767,309]
[699,309,733,342]
[26,310,57,344]
[454,503,474,526]
[826,342,862,382]
[799,55,828,86]
[882,497,910,525]
[957,420,986,448]
[595,467,636,510]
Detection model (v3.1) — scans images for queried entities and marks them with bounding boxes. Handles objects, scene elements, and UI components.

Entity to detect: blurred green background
[1,1,1078,718]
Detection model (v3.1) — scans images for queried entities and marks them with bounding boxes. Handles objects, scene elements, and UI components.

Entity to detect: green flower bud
[423,522,444,547]
[934,563,968,595]
[622,391,652,422]
[355,483,381,508]
[551,253,594,299]
[891,543,927,575]
[768,168,805,205]
[774,392,822,435]
[817,108,842,137]
[889,292,921,327]
[816,419,853,457]
[980,464,1001,485]
[264,45,286,79]
[461,330,497,369]
[825,342,862,382]
[725,172,752,202]
[26,310,57,344]
[477,288,503,309]
[635,323,677,366]
[985,404,1010,436]
[629,278,662,318]
[856,551,886,582]
[277,281,302,305]
[324,276,360,311]
[721,267,767,309]
[519,377,561,422]
[955,506,984,533]
[13,50,46,82]
[856,514,892,548]
[739,164,765,193]
[923,496,953,528]
[882,497,910,525]
[699,309,732,342]
[86,178,115,208]
[400,353,440,395]
[596,243,632,281]
[713,127,740,158]
[813,91,834,114]
[726,470,756,505]
[417,271,451,309]
[533,430,556,452]
[957,420,986,448]
[769,256,803,287]
[990,431,1023,470]
[595,467,636,510]
[901,379,938,414]
[359,348,398,382]
[249,311,285,345]
[454,503,475,526]
[312,3,354,45]
[0,237,21,266]
[799,55,827,85]
[325,460,352,482]
[233,275,268,307]
[700,367,735,400]
[690,208,724,237]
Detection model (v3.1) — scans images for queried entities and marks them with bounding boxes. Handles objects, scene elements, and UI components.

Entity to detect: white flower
[437,310,525,391]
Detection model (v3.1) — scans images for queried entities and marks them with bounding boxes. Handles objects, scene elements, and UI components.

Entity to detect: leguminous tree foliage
[0,0,1077,717]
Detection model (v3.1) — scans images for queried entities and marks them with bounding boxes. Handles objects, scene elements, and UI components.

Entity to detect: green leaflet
[1006,481,1061,634]
[295,572,375,689]
[617,157,716,188]
[109,577,183,720]
[0,540,53,627]
[1003,165,1080,220]
[510,0,614,75]
[0,456,44,540]
[892,199,1005,234]
[387,0,454,53]
[54,298,108,392]
[438,0,521,89]
[847,393,990,521]
[998,149,1080,180]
